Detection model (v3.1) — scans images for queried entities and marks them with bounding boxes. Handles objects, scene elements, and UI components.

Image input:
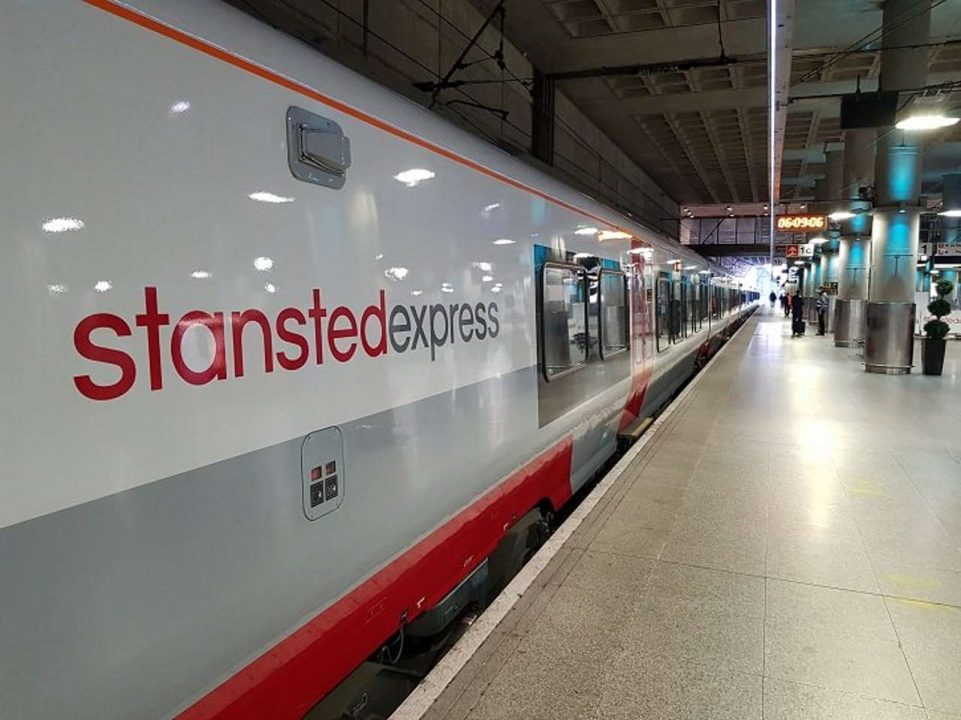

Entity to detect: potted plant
[922,278,954,376]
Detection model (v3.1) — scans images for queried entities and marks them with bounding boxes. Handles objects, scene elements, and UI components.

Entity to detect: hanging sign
[776,214,828,232]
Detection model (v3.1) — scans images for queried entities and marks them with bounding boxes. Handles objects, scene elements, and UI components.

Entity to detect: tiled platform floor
[423,308,961,720]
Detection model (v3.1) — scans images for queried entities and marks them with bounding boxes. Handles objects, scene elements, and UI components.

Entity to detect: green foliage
[928,297,952,319]
[925,319,950,340]
[935,279,955,298]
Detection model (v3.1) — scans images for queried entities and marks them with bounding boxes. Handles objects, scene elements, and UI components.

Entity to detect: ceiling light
[473,261,493,271]
[684,265,697,270]
[42,217,84,233]
[493,238,515,245]
[666,258,680,264]
[698,269,711,274]
[253,256,274,271]
[94,280,112,293]
[794,260,804,265]
[573,252,592,259]
[938,209,961,217]
[411,290,423,296]
[394,168,435,186]
[481,274,494,282]
[384,267,408,281]
[47,283,68,294]
[811,236,827,244]
[170,100,191,114]
[829,211,854,221]
[248,191,294,203]
[483,203,501,212]
[191,270,212,279]
[491,286,502,293]
[598,230,631,240]
[264,283,277,294]
[575,227,599,235]
[896,114,960,131]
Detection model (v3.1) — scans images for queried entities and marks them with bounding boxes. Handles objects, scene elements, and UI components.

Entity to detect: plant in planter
[922,278,954,376]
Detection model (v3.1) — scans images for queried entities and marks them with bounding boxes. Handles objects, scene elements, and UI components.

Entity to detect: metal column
[864,0,931,374]
[835,129,873,346]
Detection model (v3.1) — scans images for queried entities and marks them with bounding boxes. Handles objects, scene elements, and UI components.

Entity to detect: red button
[310,466,322,482]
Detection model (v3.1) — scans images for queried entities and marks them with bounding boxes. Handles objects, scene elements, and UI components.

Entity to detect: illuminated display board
[776,214,827,232]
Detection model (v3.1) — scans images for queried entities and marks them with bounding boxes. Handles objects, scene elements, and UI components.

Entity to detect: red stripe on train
[177,437,574,720]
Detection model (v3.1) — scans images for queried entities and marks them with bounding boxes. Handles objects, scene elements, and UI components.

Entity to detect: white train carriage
[0,1,758,718]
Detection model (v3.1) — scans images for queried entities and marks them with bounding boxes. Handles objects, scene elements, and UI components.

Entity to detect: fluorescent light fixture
[481,274,494,282]
[811,236,827,244]
[375,253,384,260]
[191,270,212,279]
[896,114,960,131]
[829,211,854,221]
[491,286,502,293]
[473,261,493,272]
[627,248,646,255]
[684,265,697,270]
[493,238,515,245]
[440,284,454,294]
[938,209,961,217]
[794,260,804,265]
[575,226,599,235]
[483,203,501,212]
[264,283,277,294]
[698,269,711,275]
[573,252,592,259]
[384,267,408,281]
[253,256,274,271]
[666,258,680,264]
[94,280,112,293]
[597,230,631,240]
[47,283,68,294]
[170,100,191,114]
[42,217,84,233]
[393,168,435,186]
[411,290,423,296]
[248,191,294,204]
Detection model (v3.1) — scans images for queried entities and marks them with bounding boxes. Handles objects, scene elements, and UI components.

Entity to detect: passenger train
[0,1,758,718]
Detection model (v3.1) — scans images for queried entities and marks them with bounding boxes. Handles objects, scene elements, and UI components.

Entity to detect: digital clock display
[776,214,827,231]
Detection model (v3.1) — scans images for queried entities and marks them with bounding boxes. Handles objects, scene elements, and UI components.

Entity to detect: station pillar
[864,0,931,374]
[834,130,873,347]
[821,151,843,331]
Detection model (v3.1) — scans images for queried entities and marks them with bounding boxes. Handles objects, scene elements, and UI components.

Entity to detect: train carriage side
[0,1,755,719]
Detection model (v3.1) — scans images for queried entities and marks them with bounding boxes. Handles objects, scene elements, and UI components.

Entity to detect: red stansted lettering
[231,309,275,378]
[276,307,310,371]
[171,311,227,385]
[73,313,137,401]
[308,289,327,365]
[135,287,170,391]
[328,306,358,362]
[360,290,388,358]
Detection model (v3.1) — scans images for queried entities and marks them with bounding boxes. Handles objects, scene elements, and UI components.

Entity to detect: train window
[542,263,588,380]
[598,270,628,358]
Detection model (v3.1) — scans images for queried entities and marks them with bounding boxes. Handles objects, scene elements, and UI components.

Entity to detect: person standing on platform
[791,292,805,337]
[782,292,791,318]
[815,287,828,336]
[769,290,777,309]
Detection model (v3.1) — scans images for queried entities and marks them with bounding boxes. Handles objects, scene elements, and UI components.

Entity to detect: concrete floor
[423,309,961,720]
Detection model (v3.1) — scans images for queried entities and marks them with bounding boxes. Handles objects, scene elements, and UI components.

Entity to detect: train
[0,1,758,718]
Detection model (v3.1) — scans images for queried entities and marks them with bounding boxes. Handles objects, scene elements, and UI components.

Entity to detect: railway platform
[399,309,961,720]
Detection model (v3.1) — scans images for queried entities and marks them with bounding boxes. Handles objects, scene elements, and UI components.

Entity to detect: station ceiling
[232,0,961,210]
[471,0,961,205]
